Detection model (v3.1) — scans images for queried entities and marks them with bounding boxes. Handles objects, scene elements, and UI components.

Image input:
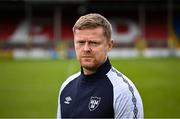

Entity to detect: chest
[60,78,114,118]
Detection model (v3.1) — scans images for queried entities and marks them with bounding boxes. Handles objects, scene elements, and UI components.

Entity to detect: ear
[108,39,113,52]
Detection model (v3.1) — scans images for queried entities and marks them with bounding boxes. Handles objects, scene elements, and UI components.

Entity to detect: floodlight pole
[138,3,145,42]
[54,6,61,47]
[167,0,176,56]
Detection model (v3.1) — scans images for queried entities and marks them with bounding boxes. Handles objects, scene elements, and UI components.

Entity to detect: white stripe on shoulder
[60,72,81,93]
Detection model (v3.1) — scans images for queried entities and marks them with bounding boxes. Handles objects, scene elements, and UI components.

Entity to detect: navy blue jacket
[57,59,144,118]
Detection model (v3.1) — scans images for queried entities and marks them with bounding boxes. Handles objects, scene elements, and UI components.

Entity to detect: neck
[83,68,97,75]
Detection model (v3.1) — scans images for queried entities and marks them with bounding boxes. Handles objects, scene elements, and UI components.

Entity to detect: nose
[83,42,91,52]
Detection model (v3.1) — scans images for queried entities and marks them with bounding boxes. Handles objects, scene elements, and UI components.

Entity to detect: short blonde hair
[73,13,112,40]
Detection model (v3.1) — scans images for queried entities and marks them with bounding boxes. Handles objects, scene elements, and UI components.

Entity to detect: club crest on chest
[88,96,101,111]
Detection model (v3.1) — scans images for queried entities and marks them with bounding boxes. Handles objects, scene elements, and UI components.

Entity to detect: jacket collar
[80,58,112,82]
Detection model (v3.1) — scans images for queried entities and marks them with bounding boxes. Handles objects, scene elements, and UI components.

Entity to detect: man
[57,13,144,118]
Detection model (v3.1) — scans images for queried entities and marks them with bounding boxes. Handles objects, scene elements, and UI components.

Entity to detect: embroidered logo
[89,96,101,111]
[64,96,72,104]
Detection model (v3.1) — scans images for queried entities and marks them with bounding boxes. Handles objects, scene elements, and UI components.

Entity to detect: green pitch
[0,58,180,118]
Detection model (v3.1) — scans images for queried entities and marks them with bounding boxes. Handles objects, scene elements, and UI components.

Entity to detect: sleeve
[57,91,61,119]
[114,86,144,119]
[57,81,68,119]
[107,67,144,118]
[57,80,67,119]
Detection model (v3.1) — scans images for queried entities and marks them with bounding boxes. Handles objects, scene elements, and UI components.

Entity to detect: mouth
[81,55,93,58]
[81,57,93,60]
[81,56,94,61]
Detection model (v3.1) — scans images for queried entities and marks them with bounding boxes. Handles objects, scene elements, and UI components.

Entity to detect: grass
[0,58,180,118]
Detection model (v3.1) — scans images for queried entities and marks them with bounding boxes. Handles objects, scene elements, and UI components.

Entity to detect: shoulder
[106,67,142,104]
[106,67,133,91]
[106,67,143,118]
[60,72,81,93]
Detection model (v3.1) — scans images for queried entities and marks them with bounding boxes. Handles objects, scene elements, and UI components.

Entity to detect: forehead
[74,27,105,39]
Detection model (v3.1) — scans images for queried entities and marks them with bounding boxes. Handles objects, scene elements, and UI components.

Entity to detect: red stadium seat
[0,18,21,41]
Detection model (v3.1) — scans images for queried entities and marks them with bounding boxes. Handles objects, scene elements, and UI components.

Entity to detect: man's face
[74,27,113,71]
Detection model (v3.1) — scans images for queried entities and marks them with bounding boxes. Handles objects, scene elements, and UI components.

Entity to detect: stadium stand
[0,0,179,59]
[0,18,21,41]
[29,17,54,43]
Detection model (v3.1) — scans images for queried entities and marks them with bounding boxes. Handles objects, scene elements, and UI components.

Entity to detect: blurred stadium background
[0,0,180,118]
